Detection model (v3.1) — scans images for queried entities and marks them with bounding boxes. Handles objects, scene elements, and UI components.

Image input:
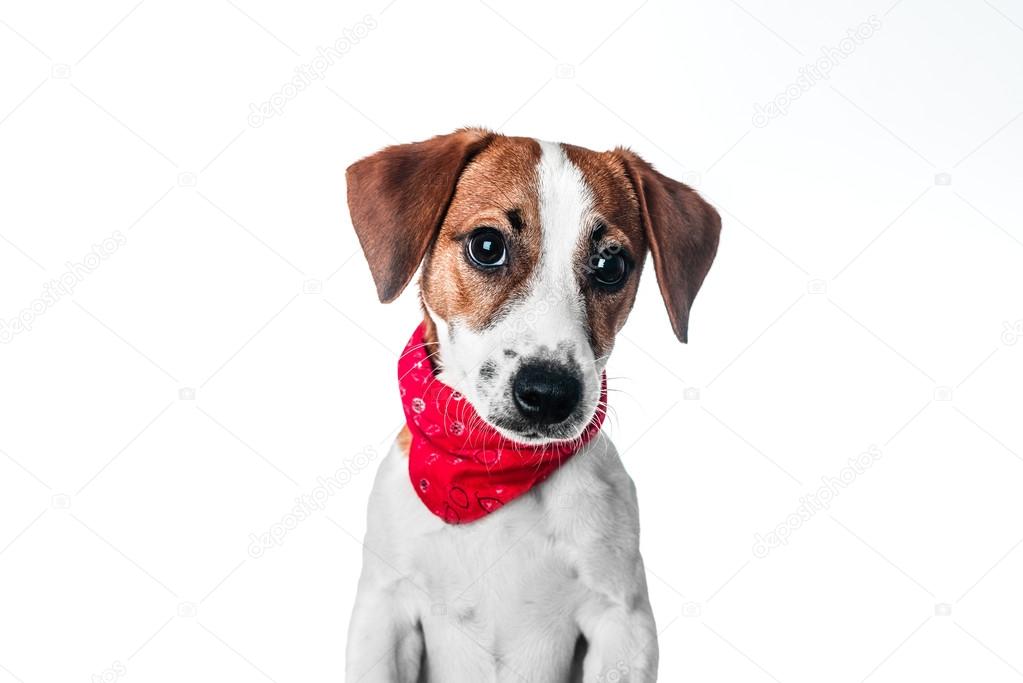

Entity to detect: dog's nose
[512,362,581,425]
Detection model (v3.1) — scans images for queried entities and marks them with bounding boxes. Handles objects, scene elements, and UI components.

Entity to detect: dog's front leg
[345,572,423,682]
[578,599,658,682]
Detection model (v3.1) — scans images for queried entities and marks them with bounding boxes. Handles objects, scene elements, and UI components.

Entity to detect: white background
[2,1,1022,681]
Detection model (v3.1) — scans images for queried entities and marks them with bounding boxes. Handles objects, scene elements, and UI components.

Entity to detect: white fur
[346,142,658,681]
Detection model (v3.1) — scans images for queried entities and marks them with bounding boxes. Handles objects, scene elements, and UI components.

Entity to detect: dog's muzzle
[511,360,582,425]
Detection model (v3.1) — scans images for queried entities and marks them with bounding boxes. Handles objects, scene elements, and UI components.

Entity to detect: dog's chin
[487,406,600,447]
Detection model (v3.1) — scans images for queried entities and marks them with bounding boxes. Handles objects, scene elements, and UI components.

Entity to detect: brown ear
[616,149,721,343]
[346,128,495,302]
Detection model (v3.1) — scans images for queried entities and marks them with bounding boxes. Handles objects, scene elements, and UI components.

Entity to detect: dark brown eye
[465,227,506,268]
[592,253,627,288]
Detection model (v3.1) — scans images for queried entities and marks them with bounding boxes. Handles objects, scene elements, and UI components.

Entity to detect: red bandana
[398,323,606,524]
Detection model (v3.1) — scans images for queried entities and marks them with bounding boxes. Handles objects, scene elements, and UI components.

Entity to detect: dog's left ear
[346,128,495,302]
[615,149,721,343]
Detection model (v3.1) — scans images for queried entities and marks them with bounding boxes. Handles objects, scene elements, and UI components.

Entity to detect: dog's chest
[420,489,583,618]
[363,434,637,679]
[404,477,591,665]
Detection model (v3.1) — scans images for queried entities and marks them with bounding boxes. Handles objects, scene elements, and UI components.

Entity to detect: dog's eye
[465,228,507,268]
[591,253,627,288]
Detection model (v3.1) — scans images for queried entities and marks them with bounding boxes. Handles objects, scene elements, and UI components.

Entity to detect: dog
[344,128,719,682]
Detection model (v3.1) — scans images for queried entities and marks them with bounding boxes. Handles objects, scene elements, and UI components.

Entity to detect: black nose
[512,361,581,425]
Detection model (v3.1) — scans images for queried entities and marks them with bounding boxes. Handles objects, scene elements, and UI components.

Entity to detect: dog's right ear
[346,128,495,302]
[615,148,721,343]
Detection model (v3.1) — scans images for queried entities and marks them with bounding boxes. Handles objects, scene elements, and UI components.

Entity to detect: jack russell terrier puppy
[344,128,719,682]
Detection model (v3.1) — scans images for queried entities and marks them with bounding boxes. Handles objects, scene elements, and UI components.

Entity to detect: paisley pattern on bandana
[398,323,607,524]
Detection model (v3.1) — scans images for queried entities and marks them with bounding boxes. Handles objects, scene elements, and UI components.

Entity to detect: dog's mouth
[487,394,603,446]
[487,413,597,446]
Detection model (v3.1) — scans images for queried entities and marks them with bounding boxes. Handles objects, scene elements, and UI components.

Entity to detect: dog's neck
[396,322,607,524]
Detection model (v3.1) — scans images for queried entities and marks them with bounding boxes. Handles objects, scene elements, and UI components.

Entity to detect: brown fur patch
[562,145,647,358]
[420,136,543,333]
[396,425,411,455]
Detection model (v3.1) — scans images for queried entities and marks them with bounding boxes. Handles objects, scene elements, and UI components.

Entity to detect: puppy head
[347,128,719,444]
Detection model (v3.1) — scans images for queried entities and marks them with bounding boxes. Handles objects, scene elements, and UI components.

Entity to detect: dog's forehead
[561,143,641,238]
[456,135,543,204]
[452,136,639,237]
